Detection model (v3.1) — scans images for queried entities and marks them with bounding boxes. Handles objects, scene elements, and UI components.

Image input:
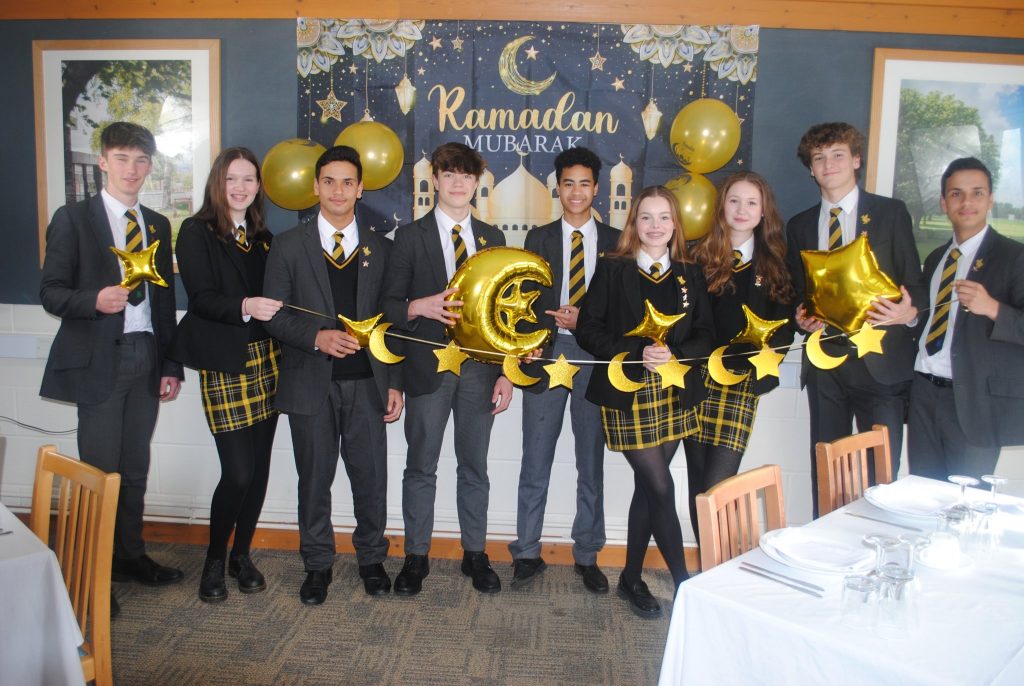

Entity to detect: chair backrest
[696,464,786,572]
[815,424,893,517]
[30,444,120,686]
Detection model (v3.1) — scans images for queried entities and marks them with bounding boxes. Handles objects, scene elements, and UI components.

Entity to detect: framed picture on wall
[32,39,221,265]
[867,48,1024,260]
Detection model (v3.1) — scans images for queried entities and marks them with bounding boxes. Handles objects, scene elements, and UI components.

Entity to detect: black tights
[207,415,278,560]
[682,439,743,546]
[622,440,689,588]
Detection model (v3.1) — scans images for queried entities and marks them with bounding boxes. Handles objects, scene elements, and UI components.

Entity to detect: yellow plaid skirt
[601,369,700,451]
[691,366,759,452]
[200,338,280,434]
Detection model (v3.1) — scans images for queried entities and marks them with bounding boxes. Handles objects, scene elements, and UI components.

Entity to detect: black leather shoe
[510,557,546,589]
[358,562,392,596]
[394,554,429,596]
[299,568,332,605]
[617,575,662,618]
[575,563,610,594]
[112,554,185,586]
[198,557,228,603]
[110,591,120,620]
[461,551,501,593]
[228,553,267,594]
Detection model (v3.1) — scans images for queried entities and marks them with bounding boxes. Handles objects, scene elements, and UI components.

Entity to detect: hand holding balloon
[867,286,916,326]
[315,329,360,358]
[96,285,130,314]
[642,344,672,372]
[243,297,284,322]
[545,304,579,330]
[410,288,463,326]
[795,304,825,333]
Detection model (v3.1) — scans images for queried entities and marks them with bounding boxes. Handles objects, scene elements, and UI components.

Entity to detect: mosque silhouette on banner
[411,153,634,247]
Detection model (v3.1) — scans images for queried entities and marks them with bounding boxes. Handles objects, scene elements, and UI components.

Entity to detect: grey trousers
[77,332,159,560]
[402,361,498,555]
[509,334,606,564]
[288,377,389,570]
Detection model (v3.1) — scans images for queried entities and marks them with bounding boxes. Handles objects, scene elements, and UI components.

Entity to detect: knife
[740,562,826,593]
[844,511,923,532]
[738,564,823,597]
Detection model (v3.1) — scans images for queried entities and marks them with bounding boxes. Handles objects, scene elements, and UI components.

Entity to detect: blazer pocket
[988,375,1024,399]
[47,334,93,370]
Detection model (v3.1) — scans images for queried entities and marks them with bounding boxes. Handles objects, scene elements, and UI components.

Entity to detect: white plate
[759,528,875,575]
[917,548,973,571]
[864,483,957,518]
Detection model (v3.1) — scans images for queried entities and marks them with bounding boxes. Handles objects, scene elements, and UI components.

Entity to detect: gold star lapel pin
[861,213,871,225]
[625,300,686,346]
[362,246,372,256]
[478,237,488,247]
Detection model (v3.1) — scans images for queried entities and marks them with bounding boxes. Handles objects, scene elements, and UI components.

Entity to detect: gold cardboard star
[429,36,443,50]
[748,346,785,380]
[801,233,901,334]
[337,313,383,347]
[625,300,686,346]
[655,357,690,389]
[731,304,787,349]
[544,354,580,390]
[316,88,347,122]
[452,36,465,51]
[525,45,539,60]
[110,240,168,290]
[589,51,607,71]
[611,77,625,91]
[849,322,886,357]
[434,341,469,376]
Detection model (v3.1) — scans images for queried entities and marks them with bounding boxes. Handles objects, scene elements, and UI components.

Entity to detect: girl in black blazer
[684,171,795,543]
[170,148,283,602]
[576,186,714,617]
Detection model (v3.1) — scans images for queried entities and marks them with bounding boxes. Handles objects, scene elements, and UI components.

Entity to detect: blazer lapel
[301,222,334,312]
[964,227,996,284]
[624,261,643,323]
[420,214,449,290]
[855,192,875,238]
[219,227,250,290]
[545,228,564,301]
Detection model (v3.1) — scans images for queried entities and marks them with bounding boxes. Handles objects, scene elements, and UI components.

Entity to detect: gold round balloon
[446,247,553,363]
[334,114,404,191]
[665,172,716,240]
[261,138,326,211]
[669,98,742,174]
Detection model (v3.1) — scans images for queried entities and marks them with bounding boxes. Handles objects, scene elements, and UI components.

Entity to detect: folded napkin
[761,528,874,573]
[865,481,956,517]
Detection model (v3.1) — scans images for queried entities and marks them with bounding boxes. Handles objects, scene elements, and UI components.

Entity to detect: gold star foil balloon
[730,304,787,349]
[110,240,169,290]
[624,300,686,346]
[445,247,552,363]
[801,233,901,334]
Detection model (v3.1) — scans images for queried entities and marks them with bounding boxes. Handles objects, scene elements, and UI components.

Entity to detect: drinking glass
[981,474,1008,502]
[841,574,879,630]
[969,501,999,554]
[863,533,900,577]
[896,534,930,573]
[878,564,918,637]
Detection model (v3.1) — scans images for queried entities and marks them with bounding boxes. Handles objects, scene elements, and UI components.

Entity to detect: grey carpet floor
[110,543,676,686]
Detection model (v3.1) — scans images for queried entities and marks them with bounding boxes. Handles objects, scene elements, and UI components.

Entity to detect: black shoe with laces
[198,557,228,603]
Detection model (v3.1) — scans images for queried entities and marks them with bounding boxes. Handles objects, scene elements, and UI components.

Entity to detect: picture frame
[867,48,1024,259]
[33,39,221,265]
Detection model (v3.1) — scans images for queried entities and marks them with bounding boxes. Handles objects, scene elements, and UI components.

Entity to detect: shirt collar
[318,212,358,243]
[637,249,669,273]
[952,225,988,254]
[561,216,597,239]
[101,188,142,221]
[734,235,755,264]
[434,207,472,234]
[822,186,859,215]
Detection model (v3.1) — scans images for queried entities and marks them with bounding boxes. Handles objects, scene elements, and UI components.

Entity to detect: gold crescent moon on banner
[707,345,750,386]
[498,35,557,96]
[805,328,848,370]
[446,247,553,363]
[607,352,645,393]
[368,323,405,364]
[502,355,542,387]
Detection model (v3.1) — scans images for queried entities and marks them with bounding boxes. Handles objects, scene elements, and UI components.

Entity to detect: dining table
[659,475,1024,686]
[0,501,86,686]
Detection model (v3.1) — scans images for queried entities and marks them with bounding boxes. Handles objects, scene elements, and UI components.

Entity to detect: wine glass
[981,474,1008,503]
[896,533,930,573]
[863,533,900,577]
[948,474,980,505]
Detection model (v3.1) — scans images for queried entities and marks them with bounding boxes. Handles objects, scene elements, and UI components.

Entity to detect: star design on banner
[337,313,383,347]
[544,354,580,390]
[452,36,465,51]
[417,67,426,76]
[589,51,607,71]
[434,341,469,376]
[625,300,686,346]
[683,63,694,72]
[348,63,358,74]
[849,323,886,358]
[611,77,625,91]
[316,88,347,122]
[748,346,785,380]
[525,45,539,60]
[655,358,690,389]
[429,36,443,50]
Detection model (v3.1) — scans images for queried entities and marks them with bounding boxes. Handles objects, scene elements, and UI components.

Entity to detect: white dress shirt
[817,186,859,249]
[318,213,359,259]
[434,207,477,281]
[558,217,599,334]
[100,188,152,334]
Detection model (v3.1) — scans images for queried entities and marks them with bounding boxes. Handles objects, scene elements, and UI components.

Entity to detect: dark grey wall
[0,20,1020,305]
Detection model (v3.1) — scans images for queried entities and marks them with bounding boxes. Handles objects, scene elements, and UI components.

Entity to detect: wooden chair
[815,424,893,517]
[30,444,120,686]
[696,464,786,572]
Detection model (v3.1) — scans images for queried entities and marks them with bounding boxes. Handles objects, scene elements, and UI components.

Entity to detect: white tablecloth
[659,476,1024,686]
[0,503,86,686]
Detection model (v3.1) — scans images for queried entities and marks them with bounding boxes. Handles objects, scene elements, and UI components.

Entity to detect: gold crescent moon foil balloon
[110,240,169,290]
[800,233,901,335]
[445,247,553,363]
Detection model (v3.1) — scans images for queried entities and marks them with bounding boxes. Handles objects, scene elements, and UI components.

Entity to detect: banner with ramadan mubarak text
[293,20,758,243]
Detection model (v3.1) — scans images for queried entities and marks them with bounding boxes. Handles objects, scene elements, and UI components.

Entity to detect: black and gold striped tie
[924,247,962,356]
[124,209,144,305]
[568,230,586,307]
[332,231,345,262]
[452,224,467,269]
[828,206,843,250]
[650,262,661,279]
[235,226,249,252]
[732,249,743,270]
